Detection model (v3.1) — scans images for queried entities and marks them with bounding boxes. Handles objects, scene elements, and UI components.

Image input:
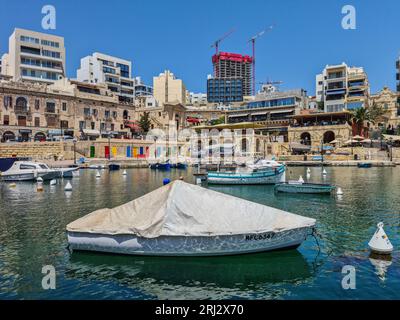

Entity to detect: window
[46,102,56,113]
[62,102,67,112]
[35,99,40,110]
[84,108,91,116]
[111,124,115,131]
[92,109,98,116]
[34,117,40,127]
[4,96,12,109]
[79,121,86,130]
[20,36,39,44]
[42,50,61,59]
[105,110,110,118]
[60,120,68,129]
[91,122,95,130]
[112,111,117,118]
[20,164,37,170]
[3,115,10,125]
[41,40,60,48]
[100,123,106,131]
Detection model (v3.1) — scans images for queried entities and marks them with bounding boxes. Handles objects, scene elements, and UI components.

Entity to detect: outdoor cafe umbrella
[329,139,340,144]
[345,139,359,145]
[361,139,372,143]
[352,135,364,141]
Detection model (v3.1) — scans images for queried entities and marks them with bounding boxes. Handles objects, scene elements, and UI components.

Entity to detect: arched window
[16,97,28,111]
[241,138,249,153]
[2,131,16,142]
[123,110,129,120]
[300,132,311,146]
[323,131,335,144]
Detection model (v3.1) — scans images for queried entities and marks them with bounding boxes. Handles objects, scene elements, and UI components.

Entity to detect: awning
[48,129,62,135]
[251,112,268,116]
[228,113,249,118]
[326,90,346,95]
[269,110,294,114]
[125,122,140,131]
[19,129,32,134]
[82,129,100,136]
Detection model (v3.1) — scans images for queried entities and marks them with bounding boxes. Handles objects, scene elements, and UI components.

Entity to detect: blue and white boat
[274,182,336,194]
[150,160,171,171]
[207,160,286,185]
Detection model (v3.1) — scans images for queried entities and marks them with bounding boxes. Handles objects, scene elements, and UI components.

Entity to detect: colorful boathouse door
[90,146,95,158]
[104,146,110,159]
[126,146,132,158]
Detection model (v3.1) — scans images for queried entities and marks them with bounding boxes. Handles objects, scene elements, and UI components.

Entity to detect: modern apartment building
[153,70,186,106]
[188,92,207,106]
[77,52,135,103]
[316,63,370,113]
[133,77,153,97]
[212,52,253,97]
[1,28,66,83]
[207,77,243,103]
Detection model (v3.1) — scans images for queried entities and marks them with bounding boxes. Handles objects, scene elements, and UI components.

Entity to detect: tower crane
[210,29,235,55]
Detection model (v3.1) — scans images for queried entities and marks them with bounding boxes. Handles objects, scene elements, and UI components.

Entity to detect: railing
[15,106,30,114]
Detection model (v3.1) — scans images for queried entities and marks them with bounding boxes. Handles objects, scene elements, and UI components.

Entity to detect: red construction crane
[210,29,236,55]
[248,24,275,96]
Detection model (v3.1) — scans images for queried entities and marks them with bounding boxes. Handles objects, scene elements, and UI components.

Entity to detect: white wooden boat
[207,163,286,185]
[66,181,316,256]
[0,161,59,181]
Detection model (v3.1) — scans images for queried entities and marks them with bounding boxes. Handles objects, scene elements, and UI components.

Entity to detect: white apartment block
[316,63,370,113]
[153,70,186,106]
[1,28,66,83]
[133,76,153,97]
[189,92,207,106]
[77,52,135,103]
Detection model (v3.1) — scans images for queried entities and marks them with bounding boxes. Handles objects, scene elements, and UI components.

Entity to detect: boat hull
[150,163,171,171]
[275,183,335,194]
[67,226,313,257]
[0,171,59,181]
[207,166,286,185]
[358,163,372,168]
[108,164,121,171]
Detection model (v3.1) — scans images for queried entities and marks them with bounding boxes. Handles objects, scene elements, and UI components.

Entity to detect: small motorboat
[0,161,59,181]
[0,157,30,172]
[207,163,286,185]
[108,163,121,171]
[66,181,316,256]
[150,160,171,171]
[358,163,372,168]
[274,181,336,194]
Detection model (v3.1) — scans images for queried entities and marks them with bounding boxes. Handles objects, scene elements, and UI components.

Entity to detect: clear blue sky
[0,0,399,95]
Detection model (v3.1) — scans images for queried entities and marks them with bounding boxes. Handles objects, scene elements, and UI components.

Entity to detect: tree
[138,112,151,133]
[350,107,372,136]
[210,116,225,126]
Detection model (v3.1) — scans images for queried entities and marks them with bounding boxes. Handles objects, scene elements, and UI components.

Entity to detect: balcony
[14,106,30,114]
[45,107,58,114]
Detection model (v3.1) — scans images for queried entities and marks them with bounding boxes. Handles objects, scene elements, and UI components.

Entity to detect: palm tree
[350,107,374,137]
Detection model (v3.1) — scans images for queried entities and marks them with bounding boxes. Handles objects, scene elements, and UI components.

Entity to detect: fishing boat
[207,163,286,185]
[108,163,121,171]
[358,163,372,168]
[66,181,316,256]
[0,161,59,181]
[150,160,171,171]
[274,181,336,194]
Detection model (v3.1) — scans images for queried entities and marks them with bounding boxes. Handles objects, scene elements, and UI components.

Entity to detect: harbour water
[0,166,400,299]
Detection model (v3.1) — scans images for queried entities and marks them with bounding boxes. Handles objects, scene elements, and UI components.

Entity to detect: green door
[90,146,95,158]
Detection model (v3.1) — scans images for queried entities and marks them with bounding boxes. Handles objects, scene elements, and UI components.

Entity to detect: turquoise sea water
[0,167,399,300]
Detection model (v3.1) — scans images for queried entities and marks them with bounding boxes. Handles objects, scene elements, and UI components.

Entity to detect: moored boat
[66,180,316,256]
[358,163,372,168]
[274,181,336,194]
[207,163,286,185]
[108,163,121,171]
[0,161,59,181]
[150,160,171,171]
[171,162,187,169]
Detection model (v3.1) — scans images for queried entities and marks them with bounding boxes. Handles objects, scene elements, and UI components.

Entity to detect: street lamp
[73,137,77,165]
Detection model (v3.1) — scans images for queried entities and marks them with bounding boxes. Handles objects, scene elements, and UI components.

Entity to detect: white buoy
[96,170,101,178]
[37,177,44,192]
[337,187,343,195]
[64,182,73,191]
[123,170,127,176]
[298,175,305,183]
[322,168,327,175]
[368,222,393,255]
[50,179,57,186]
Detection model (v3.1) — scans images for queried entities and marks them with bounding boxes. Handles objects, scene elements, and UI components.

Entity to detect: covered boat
[149,160,171,171]
[207,163,286,185]
[274,181,336,194]
[66,181,316,256]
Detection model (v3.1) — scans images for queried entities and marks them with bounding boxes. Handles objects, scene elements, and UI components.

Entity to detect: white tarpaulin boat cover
[67,181,315,238]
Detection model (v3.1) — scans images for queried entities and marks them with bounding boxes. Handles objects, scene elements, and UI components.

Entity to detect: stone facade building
[0,78,135,142]
[370,87,400,129]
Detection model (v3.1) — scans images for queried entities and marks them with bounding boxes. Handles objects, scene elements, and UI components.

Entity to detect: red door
[104,146,110,159]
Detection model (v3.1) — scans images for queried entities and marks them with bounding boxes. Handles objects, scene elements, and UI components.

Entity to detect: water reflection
[67,250,313,300]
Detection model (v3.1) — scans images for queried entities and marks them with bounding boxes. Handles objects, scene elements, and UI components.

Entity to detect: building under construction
[212,52,253,97]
